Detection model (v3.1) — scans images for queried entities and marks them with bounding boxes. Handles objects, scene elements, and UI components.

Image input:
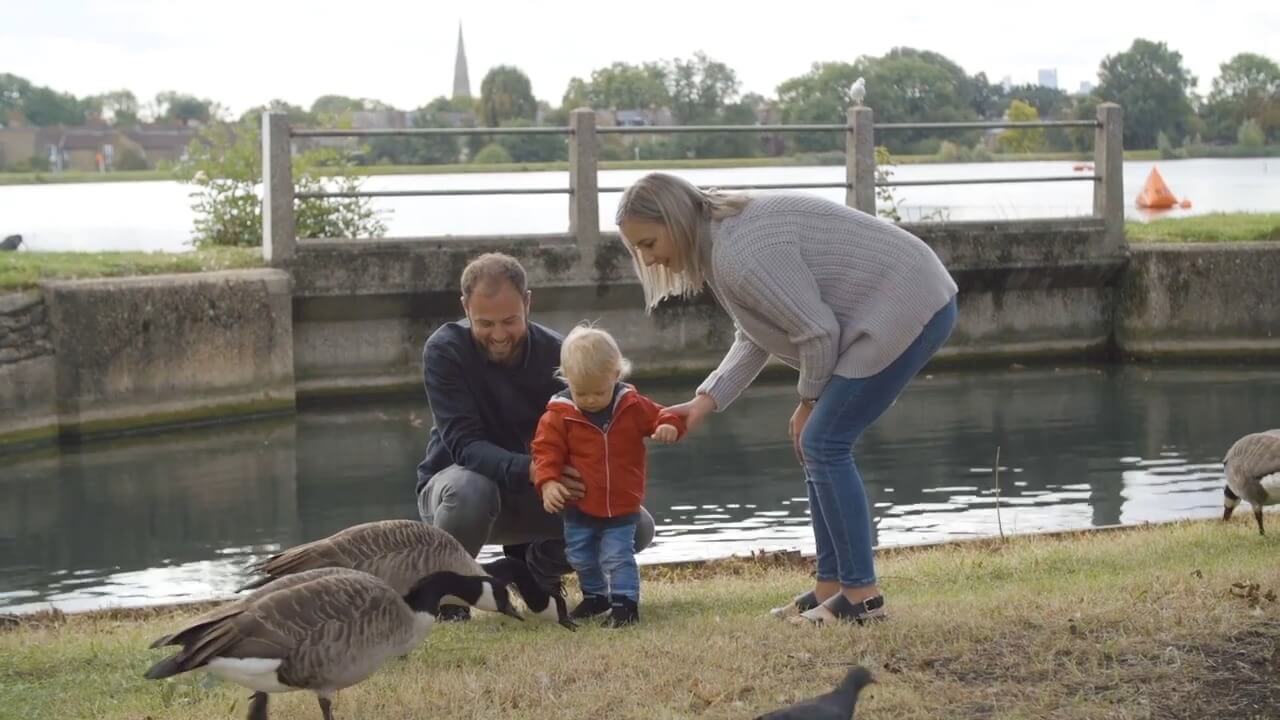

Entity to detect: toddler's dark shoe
[570,593,612,620]
[605,594,639,628]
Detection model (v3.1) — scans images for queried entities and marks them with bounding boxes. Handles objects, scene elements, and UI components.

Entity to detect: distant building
[453,24,471,101]
[1037,68,1058,89]
[752,101,781,125]
[0,127,38,169]
[0,125,195,172]
[1077,81,1095,96]
[593,107,674,128]
[126,125,197,166]
[351,110,416,129]
[429,110,477,128]
[1001,75,1013,93]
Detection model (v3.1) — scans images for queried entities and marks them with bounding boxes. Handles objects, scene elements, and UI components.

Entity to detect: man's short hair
[460,253,528,302]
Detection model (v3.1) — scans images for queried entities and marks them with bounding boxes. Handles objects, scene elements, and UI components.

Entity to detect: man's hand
[541,481,572,513]
[651,424,679,443]
[559,466,586,500]
[665,393,717,434]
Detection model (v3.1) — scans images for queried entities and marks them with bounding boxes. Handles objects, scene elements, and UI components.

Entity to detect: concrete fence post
[1094,103,1125,255]
[847,106,876,215]
[568,108,600,267]
[262,112,295,263]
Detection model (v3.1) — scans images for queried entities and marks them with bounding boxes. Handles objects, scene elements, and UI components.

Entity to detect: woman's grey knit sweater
[695,193,958,410]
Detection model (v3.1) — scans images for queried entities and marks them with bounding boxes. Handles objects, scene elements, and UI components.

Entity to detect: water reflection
[2,364,1277,613]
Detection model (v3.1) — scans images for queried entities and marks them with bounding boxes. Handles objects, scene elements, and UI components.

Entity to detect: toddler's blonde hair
[558,323,632,383]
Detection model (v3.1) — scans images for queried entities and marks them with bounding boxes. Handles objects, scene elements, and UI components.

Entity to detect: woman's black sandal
[790,594,888,625]
[769,590,821,619]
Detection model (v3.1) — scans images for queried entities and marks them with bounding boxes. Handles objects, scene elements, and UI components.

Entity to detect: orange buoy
[1136,167,1179,209]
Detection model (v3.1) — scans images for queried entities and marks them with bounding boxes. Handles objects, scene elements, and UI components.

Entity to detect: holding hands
[664,394,717,433]
[541,480,573,513]
[542,467,585,513]
[651,423,679,443]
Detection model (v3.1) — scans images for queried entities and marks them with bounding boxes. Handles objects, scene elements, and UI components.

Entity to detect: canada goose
[239,519,574,629]
[754,666,874,720]
[145,568,519,720]
[0,235,20,251]
[1223,429,1280,535]
[150,568,379,650]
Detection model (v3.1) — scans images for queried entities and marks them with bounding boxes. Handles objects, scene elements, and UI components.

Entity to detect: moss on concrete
[55,396,296,443]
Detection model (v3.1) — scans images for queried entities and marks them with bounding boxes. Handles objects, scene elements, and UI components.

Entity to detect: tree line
[2,38,1276,166]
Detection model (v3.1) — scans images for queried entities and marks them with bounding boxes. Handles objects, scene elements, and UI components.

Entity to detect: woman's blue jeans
[801,296,957,588]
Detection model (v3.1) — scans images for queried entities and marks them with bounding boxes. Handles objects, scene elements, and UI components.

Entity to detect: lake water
[2,363,1275,615]
[3,158,1277,253]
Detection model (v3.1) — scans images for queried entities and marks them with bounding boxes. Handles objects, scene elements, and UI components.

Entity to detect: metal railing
[260,104,1124,262]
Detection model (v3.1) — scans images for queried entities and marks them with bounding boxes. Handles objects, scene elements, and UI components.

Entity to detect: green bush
[20,154,51,172]
[937,141,971,162]
[472,143,514,164]
[177,121,386,247]
[1238,120,1265,148]
[1156,131,1180,159]
[115,147,150,171]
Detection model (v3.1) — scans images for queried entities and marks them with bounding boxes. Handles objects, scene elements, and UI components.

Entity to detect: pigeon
[755,666,874,720]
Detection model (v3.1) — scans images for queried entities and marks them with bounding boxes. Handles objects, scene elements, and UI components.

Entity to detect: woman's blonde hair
[558,322,632,383]
[614,172,751,311]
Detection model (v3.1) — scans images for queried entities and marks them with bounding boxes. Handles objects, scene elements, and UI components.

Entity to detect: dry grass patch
[3,519,1279,720]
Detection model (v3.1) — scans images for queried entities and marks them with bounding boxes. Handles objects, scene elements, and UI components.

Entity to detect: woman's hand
[665,393,717,433]
[789,401,814,466]
[541,481,572,513]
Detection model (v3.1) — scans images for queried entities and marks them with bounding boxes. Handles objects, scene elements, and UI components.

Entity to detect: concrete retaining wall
[1115,243,1280,358]
[3,229,1278,451]
[1,270,295,448]
[44,269,297,439]
[0,292,56,447]
[288,220,1125,395]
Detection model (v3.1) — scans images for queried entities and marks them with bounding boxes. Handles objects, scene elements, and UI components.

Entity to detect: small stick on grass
[995,446,1005,541]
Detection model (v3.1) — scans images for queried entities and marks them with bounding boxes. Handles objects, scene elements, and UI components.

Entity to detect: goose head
[404,571,523,622]
[482,557,576,630]
[1223,484,1242,522]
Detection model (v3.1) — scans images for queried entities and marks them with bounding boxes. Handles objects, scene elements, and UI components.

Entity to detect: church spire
[452,24,471,100]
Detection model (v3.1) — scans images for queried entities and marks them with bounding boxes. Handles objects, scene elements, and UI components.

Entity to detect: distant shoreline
[2,146,1276,187]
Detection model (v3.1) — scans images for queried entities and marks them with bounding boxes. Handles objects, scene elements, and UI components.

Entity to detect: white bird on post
[849,77,866,106]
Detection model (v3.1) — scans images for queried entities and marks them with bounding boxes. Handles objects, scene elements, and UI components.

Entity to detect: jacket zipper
[563,396,631,518]
[602,423,612,517]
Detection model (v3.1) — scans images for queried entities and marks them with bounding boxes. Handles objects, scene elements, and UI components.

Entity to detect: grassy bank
[1126,212,1280,244]
[4,518,1279,719]
[0,169,174,185]
[0,247,262,291]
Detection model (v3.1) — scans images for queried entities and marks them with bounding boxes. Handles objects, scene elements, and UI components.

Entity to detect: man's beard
[479,336,526,366]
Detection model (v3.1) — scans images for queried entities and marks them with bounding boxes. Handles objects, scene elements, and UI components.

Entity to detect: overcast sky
[4,0,1276,115]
